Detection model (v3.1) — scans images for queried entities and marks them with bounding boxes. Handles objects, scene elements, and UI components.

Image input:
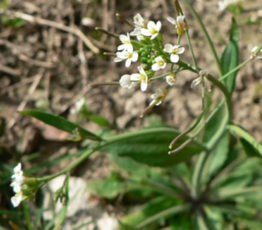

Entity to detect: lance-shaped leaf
[220,18,239,93]
[101,127,205,167]
[229,124,262,157]
[20,109,102,141]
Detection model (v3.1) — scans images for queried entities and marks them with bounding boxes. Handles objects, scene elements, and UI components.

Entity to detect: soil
[0,0,262,227]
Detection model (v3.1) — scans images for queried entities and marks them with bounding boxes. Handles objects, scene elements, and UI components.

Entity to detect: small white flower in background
[150,88,167,106]
[117,33,132,51]
[191,69,209,89]
[251,46,262,59]
[10,163,24,207]
[166,73,176,86]
[70,98,85,114]
[130,65,148,91]
[164,44,185,63]
[133,13,145,28]
[167,15,186,35]
[141,21,162,40]
[119,74,135,89]
[152,56,166,71]
[114,46,138,68]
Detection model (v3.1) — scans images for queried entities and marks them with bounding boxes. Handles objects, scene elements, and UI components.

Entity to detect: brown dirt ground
[0,0,262,222]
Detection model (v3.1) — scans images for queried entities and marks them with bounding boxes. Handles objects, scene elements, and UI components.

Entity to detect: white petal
[151,33,158,40]
[140,79,148,91]
[170,54,179,63]
[132,52,138,62]
[141,28,151,36]
[191,77,201,88]
[14,163,22,173]
[138,66,147,76]
[156,21,161,31]
[11,194,22,207]
[125,59,131,68]
[178,47,185,54]
[147,21,155,30]
[152,63,160,71]
[164,44,173,53]
[119,74,133,89]
[114,57,123,63]
[130,74,140,81]
[167,16,176,25]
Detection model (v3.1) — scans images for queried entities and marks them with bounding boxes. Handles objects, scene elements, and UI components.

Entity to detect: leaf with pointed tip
[101,127,205,167]
[20,110,102,141]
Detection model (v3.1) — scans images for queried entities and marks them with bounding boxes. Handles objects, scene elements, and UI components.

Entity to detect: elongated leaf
[203,103,228,149]
[220,18,239,93]
[20,109,102,141]
[229,124,262,157]
[101,127,205,167]
[202,133,229,184]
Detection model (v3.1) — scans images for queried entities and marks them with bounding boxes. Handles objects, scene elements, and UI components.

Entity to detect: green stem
[151,72,172,81]
[206,74,232,120]
[182,0,222,75]
[185,30,197,67]
[219,57,252,81]
[37,144,102,182]
[137,204,190,229]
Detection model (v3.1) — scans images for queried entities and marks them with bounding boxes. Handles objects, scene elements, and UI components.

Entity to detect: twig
[0,9,99,54]
[8,70,44,129]
[0,64,21,76]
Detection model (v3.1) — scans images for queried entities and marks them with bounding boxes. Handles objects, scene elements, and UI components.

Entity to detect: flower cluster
[10,163,24,207]
[114,13,186,106]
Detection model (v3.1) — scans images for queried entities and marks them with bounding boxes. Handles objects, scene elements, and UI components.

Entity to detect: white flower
[191,69,208,89]
[141,21,161,40]
[11,192,23,208]
[117,33,132,51]
[130,66,148,91]
[191,77,202,88]
[149,88,167,106]
[164,44,185,63]
[151,56,166,71]
[70,98,86,114]
[166,74,176,86]
[114,46,138,68]
[10,163,24,207]
[130,27,144,41]
[119,74,135,89]
[11,163,23,182]
[251,46,262,59]
[130,14,145,41]
[167,15,186,35]
[133,13,145,28]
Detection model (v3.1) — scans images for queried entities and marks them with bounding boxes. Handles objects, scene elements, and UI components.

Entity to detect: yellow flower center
[172,48,179,54]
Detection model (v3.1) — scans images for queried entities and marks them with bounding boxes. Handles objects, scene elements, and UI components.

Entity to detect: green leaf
[20,109,102,141]
[101,127,205,167]
[203,103,229,149]
[220,18,239,93]
[229,124,262,157]
[89,114,111,127]
[87,173,124,199]
[202,133,229,184]
[203,206,224,230]
[120,196,189,229]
